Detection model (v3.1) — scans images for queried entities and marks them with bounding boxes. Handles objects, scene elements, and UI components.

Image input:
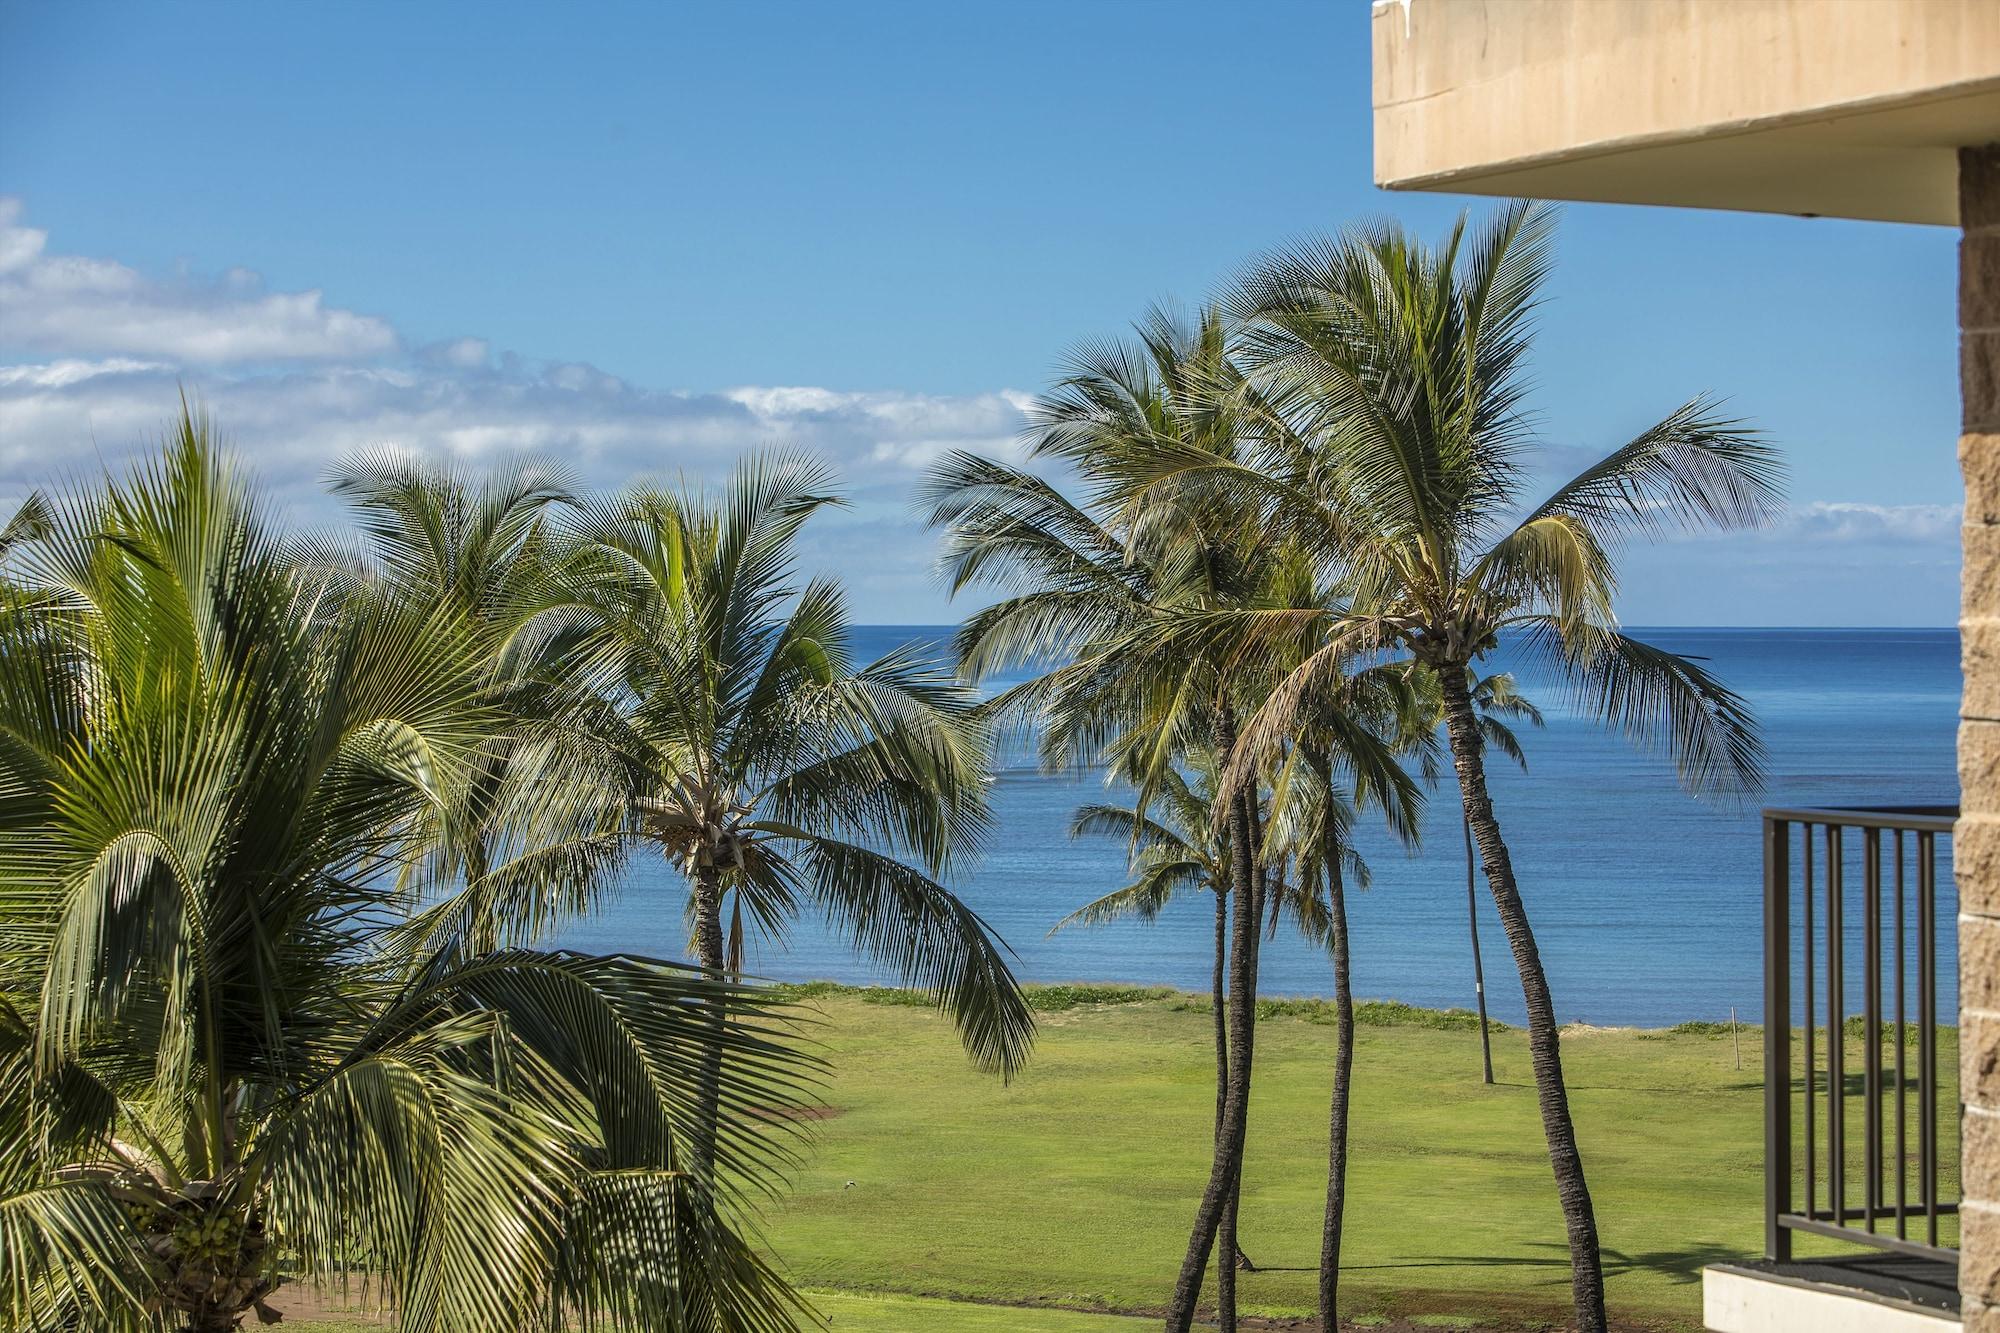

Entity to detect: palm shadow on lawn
[1323,1240,1742,1286]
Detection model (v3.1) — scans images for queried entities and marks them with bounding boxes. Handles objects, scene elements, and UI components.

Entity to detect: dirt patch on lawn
[261,1284,391,1323]
[1560,1022,1639,1038]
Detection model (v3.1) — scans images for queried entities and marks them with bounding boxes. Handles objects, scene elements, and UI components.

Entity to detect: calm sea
[557,626,1962,1027]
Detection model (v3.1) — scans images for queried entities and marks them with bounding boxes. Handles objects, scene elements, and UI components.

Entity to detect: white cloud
[722,385,1031,471]
[0,359,1031,506]
[0,201,1031,498]
[0,357,173,389]
[1786,500,1960,544]
[0,197,398,364]
[4,199,1954,623]
[425,336,491,370]
[0,203,1037,618]
[1596,495,1959,551]
[0,367,1032,621]
[1611,497,1961,626]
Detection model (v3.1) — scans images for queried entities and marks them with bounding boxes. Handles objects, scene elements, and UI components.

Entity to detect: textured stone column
[1962,143,2000,1333]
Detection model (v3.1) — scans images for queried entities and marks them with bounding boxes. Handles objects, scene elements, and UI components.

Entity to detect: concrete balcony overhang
[1371,0,2000,225]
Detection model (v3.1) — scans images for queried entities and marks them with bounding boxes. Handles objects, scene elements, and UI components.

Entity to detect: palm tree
[1243,559,1429,1332]
[1055,748,1349,1276]
[1202,203,1780,1333]
[923,306,1276,1332]
[307,451,636,956]
[0,414,815,1332]
[1450,669,1542,1084]
[1291,705,1425,1333]
[1058,757,1236,1149]
[551,455,1033,1156]
[927,449,1265,1327]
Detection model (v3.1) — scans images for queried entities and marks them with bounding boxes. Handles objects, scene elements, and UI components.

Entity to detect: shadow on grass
[1329,1239,1742,1287]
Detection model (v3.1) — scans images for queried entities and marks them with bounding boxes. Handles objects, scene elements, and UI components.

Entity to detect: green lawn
[760,988,1955,1331]
[286,985,1956,1331]
[810,1292,1149,1329]
[281,1292,1152,1333]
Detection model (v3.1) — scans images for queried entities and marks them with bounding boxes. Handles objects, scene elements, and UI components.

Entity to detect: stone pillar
[1962,143,2000,1332]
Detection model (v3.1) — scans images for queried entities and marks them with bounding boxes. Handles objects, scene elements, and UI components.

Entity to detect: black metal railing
[1764,805,1959,1262]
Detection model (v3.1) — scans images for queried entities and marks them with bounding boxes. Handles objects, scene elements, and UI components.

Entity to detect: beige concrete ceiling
[1373,0,2000,226]
[1383,83,2000,226]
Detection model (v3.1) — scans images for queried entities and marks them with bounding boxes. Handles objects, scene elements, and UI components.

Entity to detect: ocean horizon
[557,625,1963,1028]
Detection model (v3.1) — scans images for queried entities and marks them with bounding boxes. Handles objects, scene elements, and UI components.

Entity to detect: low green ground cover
[765,987,1955,1330]
[295,984,1957,1331]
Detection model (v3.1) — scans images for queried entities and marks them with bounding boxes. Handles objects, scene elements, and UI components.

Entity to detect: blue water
[558,627,1962,1027]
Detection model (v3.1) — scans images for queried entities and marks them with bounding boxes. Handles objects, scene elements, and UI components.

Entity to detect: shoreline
[776,979,1722,1037]
[773,979,1963,1038]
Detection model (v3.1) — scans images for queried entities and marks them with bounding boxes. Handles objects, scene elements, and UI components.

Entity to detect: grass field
[279,1293,1153,1332]
[285,984,1957,1331]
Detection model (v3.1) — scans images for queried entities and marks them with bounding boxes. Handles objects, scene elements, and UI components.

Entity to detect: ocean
[557,626,1962,1028]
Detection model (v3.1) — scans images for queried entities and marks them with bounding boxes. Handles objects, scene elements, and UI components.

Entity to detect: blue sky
[0,0,1962,624]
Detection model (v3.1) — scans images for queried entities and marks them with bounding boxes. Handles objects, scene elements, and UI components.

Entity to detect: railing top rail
[1762,805,1958,833]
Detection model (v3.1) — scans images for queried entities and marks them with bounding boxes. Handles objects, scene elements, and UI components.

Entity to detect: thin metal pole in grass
[1733,1007,1741,1070]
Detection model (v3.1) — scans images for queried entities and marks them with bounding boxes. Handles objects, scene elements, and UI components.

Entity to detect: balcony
[1704,806,1961,1331]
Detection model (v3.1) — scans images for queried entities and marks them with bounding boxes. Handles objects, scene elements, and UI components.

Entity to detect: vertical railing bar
[1803,822,1816,1221]
[1895,827,1907,1239]
[1863,826,1881,1232]
[1765,815,1792,1261]
[1827,823,1844,1231]
[1919,829,1937,1248]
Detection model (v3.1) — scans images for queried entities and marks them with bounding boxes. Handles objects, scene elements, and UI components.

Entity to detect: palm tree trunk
[1216,1187,1239,1330]
[1212,888,1228,1138]
[692,861,726,969]
[1316,756,1354,1332]
[1438,666,1607,1333]
[1211,882,1243,1322]
[1211,785,1266,1333]
[1466,814,1495,1085]
[1164,722,1259,1333]
[691,860,727,1171]
[1219,786,1275,1325]
[1234,789,1271,1277]
[1208,887,1257,1290]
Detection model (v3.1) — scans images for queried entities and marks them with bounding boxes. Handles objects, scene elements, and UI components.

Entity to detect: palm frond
[795,837,1033,1079]
[1518,620,1764,799]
